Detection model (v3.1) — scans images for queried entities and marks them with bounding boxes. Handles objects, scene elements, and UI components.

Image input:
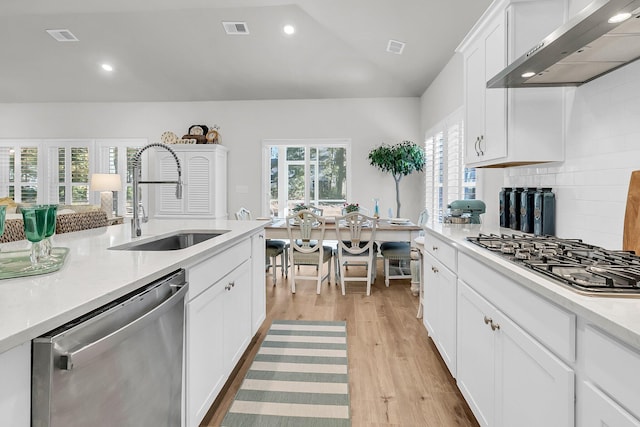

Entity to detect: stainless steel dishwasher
[32,269,187,427]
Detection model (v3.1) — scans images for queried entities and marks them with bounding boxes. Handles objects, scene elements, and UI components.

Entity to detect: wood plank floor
[201,261,479,427]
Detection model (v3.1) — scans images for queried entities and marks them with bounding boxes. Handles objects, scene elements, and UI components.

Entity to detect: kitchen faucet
[131,143,182,237]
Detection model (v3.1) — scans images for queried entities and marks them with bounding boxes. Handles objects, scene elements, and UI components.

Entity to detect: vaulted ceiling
[0,0,492,103]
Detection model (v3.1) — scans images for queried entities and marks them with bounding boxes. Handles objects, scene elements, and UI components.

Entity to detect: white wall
[506,60,640,250]
[0,97,424,220]
[421,47,640,250]
[420,53,503,226]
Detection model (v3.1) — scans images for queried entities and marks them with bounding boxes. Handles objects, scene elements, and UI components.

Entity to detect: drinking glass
[0,205,6,250]
[39,205,58,260]
[21,206,48,267]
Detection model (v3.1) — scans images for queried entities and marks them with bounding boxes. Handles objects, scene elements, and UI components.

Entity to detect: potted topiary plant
[368,140,425,218]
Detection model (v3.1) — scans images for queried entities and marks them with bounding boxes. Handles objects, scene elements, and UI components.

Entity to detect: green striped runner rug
[221,319,351,426]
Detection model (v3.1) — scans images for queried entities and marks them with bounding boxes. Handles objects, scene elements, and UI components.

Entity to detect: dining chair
[235,207,288,285]
[334,212,377,296]
[379,209,429,287]
[286,210,333,294]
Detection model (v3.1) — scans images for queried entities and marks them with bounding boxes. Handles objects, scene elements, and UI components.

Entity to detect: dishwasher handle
[60,282,188,371]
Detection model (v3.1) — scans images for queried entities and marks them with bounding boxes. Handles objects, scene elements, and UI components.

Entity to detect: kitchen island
[418,223,640,427]
[0,218,267,427]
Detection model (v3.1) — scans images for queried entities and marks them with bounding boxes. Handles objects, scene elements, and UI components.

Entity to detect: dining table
[263,216,424,293]
[262,217,423,242]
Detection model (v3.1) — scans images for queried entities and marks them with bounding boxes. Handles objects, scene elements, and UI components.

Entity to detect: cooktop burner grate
[466,234,640,296]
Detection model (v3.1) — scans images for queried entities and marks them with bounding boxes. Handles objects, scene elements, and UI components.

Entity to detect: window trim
[262,138,352,217]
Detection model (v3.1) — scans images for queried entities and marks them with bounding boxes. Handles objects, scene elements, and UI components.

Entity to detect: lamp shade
[90,174,122,192]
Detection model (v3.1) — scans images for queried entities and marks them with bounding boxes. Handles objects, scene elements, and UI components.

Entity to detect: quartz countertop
[0,219,266,354]
[419,222,640,350]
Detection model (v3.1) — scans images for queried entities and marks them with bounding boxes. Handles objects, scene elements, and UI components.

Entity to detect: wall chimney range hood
[488,0,640,88]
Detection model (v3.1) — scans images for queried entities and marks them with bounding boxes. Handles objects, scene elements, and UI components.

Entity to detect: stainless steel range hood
[488,0,640,88]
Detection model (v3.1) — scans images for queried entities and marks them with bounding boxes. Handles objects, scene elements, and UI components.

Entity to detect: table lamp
[90,173,122,218]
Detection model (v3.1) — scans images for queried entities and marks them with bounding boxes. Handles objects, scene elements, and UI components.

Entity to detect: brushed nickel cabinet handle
[484,316,492,325]
[491,322,500,331]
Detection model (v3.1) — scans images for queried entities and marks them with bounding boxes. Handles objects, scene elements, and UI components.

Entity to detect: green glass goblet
[39,205,57,261]
[21,206,48,267]
[0,205,6,251]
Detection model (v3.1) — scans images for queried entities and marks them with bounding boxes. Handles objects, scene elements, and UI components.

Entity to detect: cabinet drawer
[425,233,456,272]
[579,381,640,427]
[584,325,640,419]
[188,239,251,299]
[458,252,575,362]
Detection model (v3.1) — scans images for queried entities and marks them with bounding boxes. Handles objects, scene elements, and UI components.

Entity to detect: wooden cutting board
[623,170,640,254]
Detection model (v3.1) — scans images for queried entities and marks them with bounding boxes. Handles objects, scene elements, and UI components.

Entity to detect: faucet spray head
[176,179,183,200]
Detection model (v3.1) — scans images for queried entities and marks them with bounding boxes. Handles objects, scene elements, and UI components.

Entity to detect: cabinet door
[251,232,266,335]
[0,342,30,427]
[481,14,507,162]
[435,261,457,377]
[423,252,438,337]
[464,40,485,165]
[494,309,574,427]
[155,151,186,215]
[457,281,496,427]
[223,260,253,372]
[187,280,226,427]
[579,381,640,427]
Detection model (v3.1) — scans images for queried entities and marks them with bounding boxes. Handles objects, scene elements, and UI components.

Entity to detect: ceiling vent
[46,29,79,42]
[387,39,405,54]
[222,22,250,35]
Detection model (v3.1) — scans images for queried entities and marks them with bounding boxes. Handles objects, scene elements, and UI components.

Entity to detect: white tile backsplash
[504,60,640,250]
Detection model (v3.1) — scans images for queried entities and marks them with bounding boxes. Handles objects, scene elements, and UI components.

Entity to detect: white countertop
[0,219,266,354]
[419,223,640,351]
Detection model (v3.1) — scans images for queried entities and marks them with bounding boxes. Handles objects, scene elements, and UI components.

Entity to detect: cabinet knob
[432,246,438,251]
[229,281,235,288]
[432,266,439,273]
[484,315,492,325]
[491,322,500,331]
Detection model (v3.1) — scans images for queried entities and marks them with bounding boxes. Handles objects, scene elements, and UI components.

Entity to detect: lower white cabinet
[579,381,640,427]
[0,342,30,427]
[251,231,266,335]
[186,237,255,427]
[457,281,574,427]
[423,251,457,376]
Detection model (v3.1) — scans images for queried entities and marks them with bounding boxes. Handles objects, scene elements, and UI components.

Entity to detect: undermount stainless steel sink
[109,230,229,251]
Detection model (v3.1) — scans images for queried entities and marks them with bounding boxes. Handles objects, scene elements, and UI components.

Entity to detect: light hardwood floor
[201,261,479,427]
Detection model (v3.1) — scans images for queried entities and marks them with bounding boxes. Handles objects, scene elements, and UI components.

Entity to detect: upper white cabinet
[458,0,566,168]
[150,144,228,219]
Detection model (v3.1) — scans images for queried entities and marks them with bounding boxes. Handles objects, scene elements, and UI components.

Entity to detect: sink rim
[108,229,230,251]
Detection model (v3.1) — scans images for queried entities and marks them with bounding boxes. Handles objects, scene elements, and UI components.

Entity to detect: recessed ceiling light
[521,71,536,78]
[101,64,114,72]
[608,12,631,23]
[283,25,295,35]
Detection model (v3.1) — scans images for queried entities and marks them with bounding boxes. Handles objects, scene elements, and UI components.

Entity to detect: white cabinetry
[577,325,640,425]
[458,0,565,168]
[422,232,458,377]
[457,281,574,427]
[151,144,227,219]
[579,381,640,427]
[251,231,266,335]
[186,237,255,427]
[0,342,30,427]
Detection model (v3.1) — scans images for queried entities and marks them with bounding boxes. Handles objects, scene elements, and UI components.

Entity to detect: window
[424,108,476,222]
[0,138,145,216]
[263,139,351,217]
[0,142,40,203]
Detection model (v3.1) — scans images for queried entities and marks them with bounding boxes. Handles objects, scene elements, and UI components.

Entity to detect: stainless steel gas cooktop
[467,234,640,297]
